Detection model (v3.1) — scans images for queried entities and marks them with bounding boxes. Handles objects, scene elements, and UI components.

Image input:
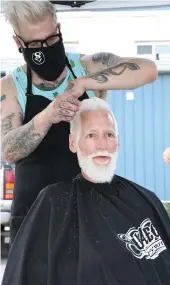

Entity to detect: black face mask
[21,38,66,81]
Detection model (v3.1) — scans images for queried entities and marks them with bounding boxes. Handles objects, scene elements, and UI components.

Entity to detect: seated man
[2,98,170,285]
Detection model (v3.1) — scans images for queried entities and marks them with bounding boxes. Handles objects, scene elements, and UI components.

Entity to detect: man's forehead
[81,109,114,121]
[80,109,116,130]
[18,13,57,40]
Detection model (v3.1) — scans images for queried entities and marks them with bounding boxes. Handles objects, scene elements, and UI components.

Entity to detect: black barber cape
[2,175,170,285]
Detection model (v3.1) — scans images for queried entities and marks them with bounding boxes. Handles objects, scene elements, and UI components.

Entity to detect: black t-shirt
[2,175,170,285]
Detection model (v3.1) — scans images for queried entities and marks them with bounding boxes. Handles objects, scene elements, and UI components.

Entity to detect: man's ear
[57,22,61,33]
[69,134,77,153]
[13,35,22,48]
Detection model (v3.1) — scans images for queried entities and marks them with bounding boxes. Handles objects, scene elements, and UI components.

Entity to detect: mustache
[89,151,113,159]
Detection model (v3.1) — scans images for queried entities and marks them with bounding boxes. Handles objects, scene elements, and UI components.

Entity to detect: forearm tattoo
[91,52,140,83]
[0,95,7,102]
[92,52,122,68]
[2,116,49,162]
[1,113,15,136]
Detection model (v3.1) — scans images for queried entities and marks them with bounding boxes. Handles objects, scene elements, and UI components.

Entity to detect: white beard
[77,150,118,183]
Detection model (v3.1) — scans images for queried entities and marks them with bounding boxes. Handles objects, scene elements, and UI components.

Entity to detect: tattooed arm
[74,52,158,96]
[1,75,81,164]
[1,78,51,164]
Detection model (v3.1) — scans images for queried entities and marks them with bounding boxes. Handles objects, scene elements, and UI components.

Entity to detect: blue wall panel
[107,73,170,200]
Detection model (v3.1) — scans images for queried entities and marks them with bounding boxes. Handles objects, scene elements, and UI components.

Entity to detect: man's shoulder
[1,73,14,88]
[40,179,73,199]
[114,175,154,196]
[1,64,26,84]
[1,73,18,99]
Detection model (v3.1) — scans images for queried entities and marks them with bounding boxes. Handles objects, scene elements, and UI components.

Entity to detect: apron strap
[65,56,88,102]
[26,66,32,96]
[65,56,77,79]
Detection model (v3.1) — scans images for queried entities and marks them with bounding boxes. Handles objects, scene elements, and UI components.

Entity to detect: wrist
[78,76,89,91]
[78,76,100,92]
[35,108,52,129]
[71,77,89,93]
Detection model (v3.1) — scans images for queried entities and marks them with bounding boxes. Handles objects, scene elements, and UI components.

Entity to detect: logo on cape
[117,218,166,260]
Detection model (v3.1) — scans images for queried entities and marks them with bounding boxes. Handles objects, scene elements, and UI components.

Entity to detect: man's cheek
[81,142,93,154]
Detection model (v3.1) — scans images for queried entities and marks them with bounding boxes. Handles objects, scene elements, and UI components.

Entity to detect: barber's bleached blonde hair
[70,97,118,137]
[2,1,57,33]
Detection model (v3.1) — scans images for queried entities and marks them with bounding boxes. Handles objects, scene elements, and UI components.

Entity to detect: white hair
[2,1,57,33]
[70,97,118,137]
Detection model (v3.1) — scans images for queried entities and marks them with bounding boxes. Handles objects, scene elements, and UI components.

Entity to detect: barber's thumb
[67,82,74,89]
[66,82,81,98]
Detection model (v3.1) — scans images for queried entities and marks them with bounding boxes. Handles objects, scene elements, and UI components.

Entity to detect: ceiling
[51,1,170,11]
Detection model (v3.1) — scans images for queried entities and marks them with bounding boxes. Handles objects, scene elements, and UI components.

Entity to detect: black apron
[10,57,89,244]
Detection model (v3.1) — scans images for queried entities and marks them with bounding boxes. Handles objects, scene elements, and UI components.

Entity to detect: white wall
[58,10,170,55]
[0,9,170,65]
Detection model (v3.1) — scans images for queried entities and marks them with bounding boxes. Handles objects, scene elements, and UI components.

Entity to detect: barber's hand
[163,148,170,165]
[44,89,81,124]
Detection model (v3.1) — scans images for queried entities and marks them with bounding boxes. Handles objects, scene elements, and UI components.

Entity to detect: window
[136,42,170,59]
[155,45,170,54]
[137,45,153,55]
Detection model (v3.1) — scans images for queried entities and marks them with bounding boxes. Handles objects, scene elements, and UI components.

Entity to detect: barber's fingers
[58,108,76,118]
[54,92,81,108]
[62,116,75,122]
[60,113,76,122]
[65,95,80,106]
[58,101,79,112]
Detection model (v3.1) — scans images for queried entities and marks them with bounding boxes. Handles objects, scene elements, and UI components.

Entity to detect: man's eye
[47,35,59,46]
[88,133,95,138]
[107,132,115,138]
[28,42,41,48]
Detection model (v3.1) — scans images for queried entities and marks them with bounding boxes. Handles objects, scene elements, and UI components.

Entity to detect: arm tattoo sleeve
[90,53,140,83]
[0,95,7,102]
[1,113,15,136]
[2,115,49,163]
[92,52,122,68]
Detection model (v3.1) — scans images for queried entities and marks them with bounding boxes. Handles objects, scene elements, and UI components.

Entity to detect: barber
[1,1,157,243]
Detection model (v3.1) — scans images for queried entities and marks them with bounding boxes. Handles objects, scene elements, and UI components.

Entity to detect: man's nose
[96,137,107,150]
